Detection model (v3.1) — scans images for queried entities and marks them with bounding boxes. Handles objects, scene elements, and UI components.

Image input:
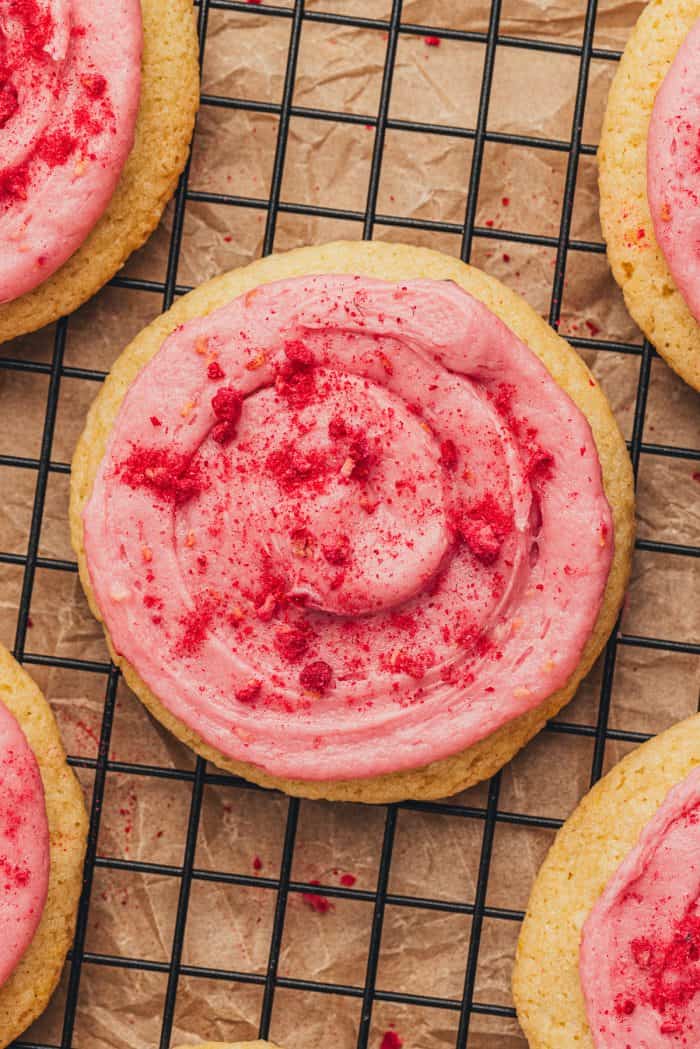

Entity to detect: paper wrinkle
[0,0,698,1046]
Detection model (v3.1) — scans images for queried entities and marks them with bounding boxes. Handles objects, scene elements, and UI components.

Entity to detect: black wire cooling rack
[1,1,699,1047]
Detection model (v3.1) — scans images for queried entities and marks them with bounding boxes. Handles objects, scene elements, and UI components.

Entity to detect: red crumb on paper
[207,360,225,381]
[380,1032,403,1049]
[502,196,510,206]
[692,472,700,483]
[302,880,332,914]
[76,718,100,749]
[424,35,440,46]
[585,320,600,337]
[339,872,356,887]
[252,855,263,872]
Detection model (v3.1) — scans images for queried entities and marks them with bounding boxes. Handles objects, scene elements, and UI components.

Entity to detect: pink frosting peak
[647,16,700,323]
[0,696,49,988]
[83,275,613,782]
[581,766,700,1047]
[0,0,142,304]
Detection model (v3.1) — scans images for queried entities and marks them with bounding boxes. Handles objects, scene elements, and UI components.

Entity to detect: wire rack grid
[1,1,699,1047]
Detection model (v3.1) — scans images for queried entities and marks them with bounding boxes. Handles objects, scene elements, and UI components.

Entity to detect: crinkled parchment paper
[0,1,699,1047]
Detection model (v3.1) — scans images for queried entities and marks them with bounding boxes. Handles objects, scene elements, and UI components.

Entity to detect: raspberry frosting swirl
[0,0,142,304]
[581,766,700,1047]
[83,275,613,782]
[0,696,49,988]
[647,16,700,323]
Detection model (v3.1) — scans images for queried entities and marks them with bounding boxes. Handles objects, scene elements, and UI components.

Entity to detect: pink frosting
[581,766,700,1047]
[647,16,700,323]
[0,695,49,988]
[0,0,142,304]
[83,275,613,782]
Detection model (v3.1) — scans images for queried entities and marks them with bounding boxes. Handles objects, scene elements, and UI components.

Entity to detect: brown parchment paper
[1,2,699,1047]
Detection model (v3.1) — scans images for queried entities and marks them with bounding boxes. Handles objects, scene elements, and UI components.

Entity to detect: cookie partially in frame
[599,0,700,390]
[514,713,700,1048]
[0,644,88,1049]
[0,0,199,344]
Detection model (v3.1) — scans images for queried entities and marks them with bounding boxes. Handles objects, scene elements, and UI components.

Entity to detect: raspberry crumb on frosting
[274,625,312,663]
[300,660,333,694]
[117,446,205,506]
[211,386,243,445]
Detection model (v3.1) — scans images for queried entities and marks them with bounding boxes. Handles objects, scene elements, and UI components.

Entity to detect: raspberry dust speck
[380,1031,403,1049]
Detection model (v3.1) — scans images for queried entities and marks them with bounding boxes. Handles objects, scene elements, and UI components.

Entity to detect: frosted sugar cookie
[0,644,87,1048]
[599,0,700,390]
[514,714,700,1048]
[71,241,635,803]
[0,0,199,343]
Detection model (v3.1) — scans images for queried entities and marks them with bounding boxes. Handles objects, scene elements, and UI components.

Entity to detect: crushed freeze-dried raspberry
[275,625,312,663]
[117,446,205,507]
[211,386,243,445]
[299,660,333,693]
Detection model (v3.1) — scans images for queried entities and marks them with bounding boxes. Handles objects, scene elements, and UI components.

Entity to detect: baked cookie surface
[0,644,88,1049]
[598,0,700,391]
[70,240,635,804]
[0,0,199,345]
[513,713,700,1048]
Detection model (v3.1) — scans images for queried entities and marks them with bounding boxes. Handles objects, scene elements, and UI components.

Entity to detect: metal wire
[2,1,699,1046]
